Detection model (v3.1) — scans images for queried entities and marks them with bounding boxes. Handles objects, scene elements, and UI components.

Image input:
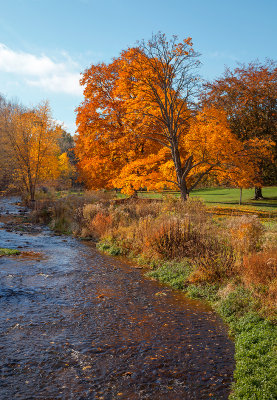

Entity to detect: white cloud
[0,43,82,96]
[26,73,82,96]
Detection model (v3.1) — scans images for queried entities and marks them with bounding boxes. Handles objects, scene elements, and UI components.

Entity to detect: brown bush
[189,242,236,283]
[90,212,113,237]
[242,249,277,286]
[227,215,265,254]
[150,218,208,259]
[241,249,277,314]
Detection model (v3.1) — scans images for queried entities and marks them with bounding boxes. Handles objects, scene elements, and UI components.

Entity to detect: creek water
[0,197,234,399]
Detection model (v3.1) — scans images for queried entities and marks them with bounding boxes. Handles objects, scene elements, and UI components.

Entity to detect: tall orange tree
[75,54,164,194]
[76,33,204,199]
[115,34,202,200]
[203,60,277,198]
[76,33,274,199]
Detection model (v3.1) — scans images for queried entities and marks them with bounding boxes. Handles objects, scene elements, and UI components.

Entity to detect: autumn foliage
[0,98,74,199]
[203,60,277,189]
[75,33,275,199]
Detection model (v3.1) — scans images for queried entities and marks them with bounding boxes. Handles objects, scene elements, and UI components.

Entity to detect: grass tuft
[0,248,20,256]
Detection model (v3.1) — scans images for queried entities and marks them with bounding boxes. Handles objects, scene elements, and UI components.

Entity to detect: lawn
[191,187,277,205]
[137,187,277,214]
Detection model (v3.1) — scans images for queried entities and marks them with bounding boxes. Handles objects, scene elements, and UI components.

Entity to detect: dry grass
[31,193,277,315]
[227,215,265,254]
[243,249,277,286]
[241,249,277,314]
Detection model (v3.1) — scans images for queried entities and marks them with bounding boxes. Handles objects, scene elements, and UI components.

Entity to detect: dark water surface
[0,197,234,399]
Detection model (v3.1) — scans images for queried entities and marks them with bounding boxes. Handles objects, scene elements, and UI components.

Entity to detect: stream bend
[0,197,234,399]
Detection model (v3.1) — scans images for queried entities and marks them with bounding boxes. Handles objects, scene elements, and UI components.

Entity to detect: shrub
[90,211,113,237]
[227,215,265,254]
[189,242,236,283]
[241,249,277,317]
[49,202,72,234]
[242,249,277,286]
[31,201,53,224]
[83,203,102,221]
[149,217,209,259]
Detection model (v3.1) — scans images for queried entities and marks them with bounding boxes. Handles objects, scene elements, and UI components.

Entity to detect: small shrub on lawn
[82,203,102,221]
[149,217,208,259]
[241,249,277,317]
[242,249,277,286]
[49,201,73,234]
[90,212,113,237]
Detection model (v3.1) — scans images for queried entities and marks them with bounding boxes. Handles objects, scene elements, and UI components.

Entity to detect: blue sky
[0,0,276,134]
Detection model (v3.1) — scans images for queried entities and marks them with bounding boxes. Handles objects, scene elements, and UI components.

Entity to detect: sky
[0,0,276,134]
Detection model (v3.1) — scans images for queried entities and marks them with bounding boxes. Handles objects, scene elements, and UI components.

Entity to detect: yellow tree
[0,95,14,189]
[115,35,200,200]
[186,108,273,201]
[4,101,62,201]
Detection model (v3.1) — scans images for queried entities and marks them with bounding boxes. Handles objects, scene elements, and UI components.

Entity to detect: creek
[0,197,234,399]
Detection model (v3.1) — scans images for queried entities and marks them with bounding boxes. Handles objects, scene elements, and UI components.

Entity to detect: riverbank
[98,244,277,399]
[0,196,235,399]
[28,192,277,399]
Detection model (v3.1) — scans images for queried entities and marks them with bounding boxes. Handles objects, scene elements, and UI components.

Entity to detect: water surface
[0,197,234,399]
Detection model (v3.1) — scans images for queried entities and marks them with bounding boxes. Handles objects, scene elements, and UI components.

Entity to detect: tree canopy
[76,33,274,199]
[0,97,73,199]
[203,60,277,194]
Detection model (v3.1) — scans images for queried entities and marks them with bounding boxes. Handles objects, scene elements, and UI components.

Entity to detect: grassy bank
[145,263,277,399]
[32,191,277,399]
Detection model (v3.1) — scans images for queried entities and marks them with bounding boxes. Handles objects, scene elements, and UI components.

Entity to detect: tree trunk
[254,187,263,200]
[180,184,188,201]
[130,190,138,199]
[170,140,189,201]
[239,188,242,205]
[30,184,35,202]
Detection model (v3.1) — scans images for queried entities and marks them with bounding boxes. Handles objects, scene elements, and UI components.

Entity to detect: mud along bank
[0,197,234,399]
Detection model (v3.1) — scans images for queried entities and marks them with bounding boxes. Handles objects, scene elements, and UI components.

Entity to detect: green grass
[96,239,126,256]
[217,290,277,400]
[134,187,277,213]
[0,248,20,256]
[147,261,192,290]
[191,187,277,206]
[146,262,277,400]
